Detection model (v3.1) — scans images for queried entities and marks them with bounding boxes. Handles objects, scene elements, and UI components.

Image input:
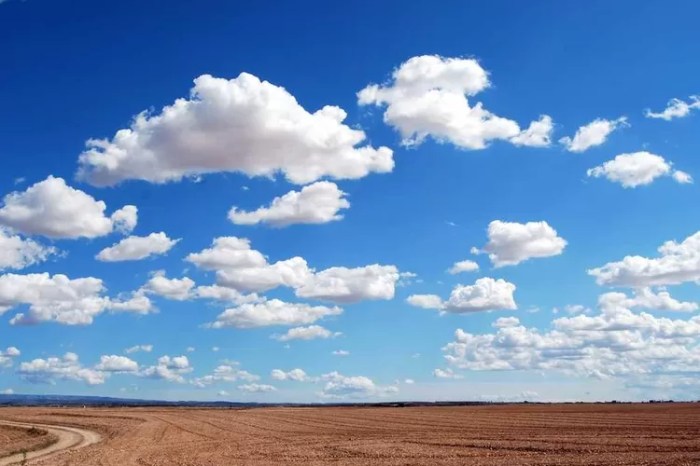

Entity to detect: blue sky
[1,0,699,402]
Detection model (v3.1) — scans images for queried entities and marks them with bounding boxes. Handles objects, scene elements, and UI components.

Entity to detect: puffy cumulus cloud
[140,355,192,383]
[0,346,20,367]
[587,151,692,188]
[18,353,106,385]
[272,325,341,342]
[192,363,259,388]
[125,344,152,354]
[559,117,628,152]
[0,228,55,271]
[358,55,552,150]
[645,96,700,121]
[441,291,700,379]
[588,230,700,287]
[270,368,310,382]
[238,383,276,393]
[96,232,179,262]
[78,73,393,187]
[447,259,479,274]
[141,271,195,301]
[0,176,137,239]
[229,181,350,227]
[192,284,261,306]
[320,371,397,399]
[407,277,517,313]
[95,355,139,372]
[207,299,342,329]
[598,288,697,313]
[187,236,403,302]
[479,220,567,267]
[0,273,153,325]
[295,265,401,303]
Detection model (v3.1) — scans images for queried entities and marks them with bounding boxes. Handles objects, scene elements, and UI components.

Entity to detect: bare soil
[0,423,57,458]
[1,403,699,465]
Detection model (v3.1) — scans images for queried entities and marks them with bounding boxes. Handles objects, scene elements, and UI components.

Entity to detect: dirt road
[0,420,100,465]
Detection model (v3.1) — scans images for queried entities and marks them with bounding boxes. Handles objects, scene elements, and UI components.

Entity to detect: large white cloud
[96,232,179,262]
[442,289,700,379]
[645,96,700,121]
[229,181,350,227]
[0,228,55,271]
[589,230,700,287]
[95,355,139,372]
[0,272,153,325]
[18,352,106,385]
[207,299,342,329]
[587,151,692,188]
[192,363,259,388]
[77,73,393,186]
[478,220,567,267]
[140,355,192,383]
[407,277,517,313]
[559,117,627,152]
[295,265,401,303]
[187,236,403,302]
[358,55,553,150]
[320,371,397,399]
[271,368,310,382]
[272,325,341,342]
[0,176,137,239]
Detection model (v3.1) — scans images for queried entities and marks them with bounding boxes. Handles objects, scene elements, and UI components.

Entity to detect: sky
[0,0,699,403]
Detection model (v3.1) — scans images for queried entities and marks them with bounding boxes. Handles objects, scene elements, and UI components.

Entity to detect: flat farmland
[1,403,699,465]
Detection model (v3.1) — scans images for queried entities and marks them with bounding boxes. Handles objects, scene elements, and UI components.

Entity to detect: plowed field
[1,403,699,465]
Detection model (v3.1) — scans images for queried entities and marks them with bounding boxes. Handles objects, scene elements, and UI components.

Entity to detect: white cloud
[0,347,20,368]
[272,325,341,341]
[0,273,153,325]
[95,355,139,372]
[295,265,400,303]
[433,368,462,379]
[587,151,691,188]
[645,96,700,120]
[559,117,627,152]
[238,383,276,393]
[141,271,195,301]
[509,115,554,147]
[320,371,397,398]
[229,181,350,227]
[407,277,517,313]
[187,237,402,302]
[0,228,55,271]
[208,299,342,329]
[358,55,552,150]
[140,355,192,383]
[1,389,13,395]
[18,353,106,385]
[0,176,137,239]
[193,284,261,306]
[332,350,350,356]
[125,344,152,354]
[270,368,310,382]
[447,259,479,274]
[77,73,393,186]
[441,291,700,379]
[192,363,258,387]
[480,220,567,267]
[588,230,700,287]
[96,232,179,262]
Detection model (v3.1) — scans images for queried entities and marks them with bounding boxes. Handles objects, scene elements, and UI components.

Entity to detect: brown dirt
[0,423,58,458]
[1,403,699,465]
